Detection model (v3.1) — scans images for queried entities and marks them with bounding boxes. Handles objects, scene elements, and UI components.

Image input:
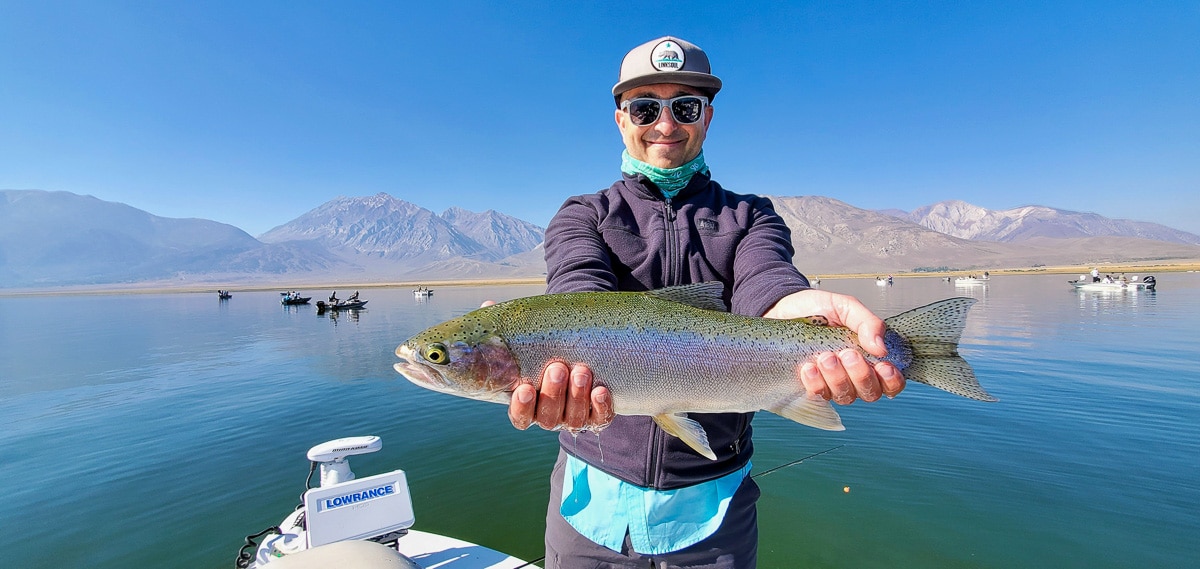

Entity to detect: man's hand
[508,361,615,431]
[763,289,905,404]
[481,300,616,432]
[477,300,614,429]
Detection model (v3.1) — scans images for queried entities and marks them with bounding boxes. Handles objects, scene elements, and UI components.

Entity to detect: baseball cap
[612,36,722,103]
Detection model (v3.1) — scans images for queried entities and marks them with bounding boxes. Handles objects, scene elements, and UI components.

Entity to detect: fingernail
[878,365,895,380]
[819,353,839,370]
[838,349,859,365]
[573,374,588,388]
[518,389,534,403]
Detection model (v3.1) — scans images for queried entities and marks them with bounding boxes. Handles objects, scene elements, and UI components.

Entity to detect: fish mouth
[395,343,513,404]
[393,345,452,392]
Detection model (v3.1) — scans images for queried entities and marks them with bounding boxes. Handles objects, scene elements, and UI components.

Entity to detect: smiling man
[509,36,905,568]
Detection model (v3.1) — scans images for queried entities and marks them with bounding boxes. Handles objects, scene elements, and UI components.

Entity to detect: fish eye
[423,343,448,364]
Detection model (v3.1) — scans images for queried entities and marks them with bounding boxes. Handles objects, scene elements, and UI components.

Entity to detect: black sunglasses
[620,95,709,126]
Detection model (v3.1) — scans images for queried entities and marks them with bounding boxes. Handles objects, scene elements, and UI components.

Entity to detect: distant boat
[218,290,232,299]
[954,275,989,286]
[1068,275,1155,291]
[316,299,368,312]
[280,292,311,305]
[413,287,433,297]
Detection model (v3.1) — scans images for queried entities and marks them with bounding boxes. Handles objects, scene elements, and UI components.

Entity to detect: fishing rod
[752,444,844,479]
[508,445,844,568]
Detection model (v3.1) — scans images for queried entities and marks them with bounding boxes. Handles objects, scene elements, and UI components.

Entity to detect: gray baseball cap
[612,36,723,103]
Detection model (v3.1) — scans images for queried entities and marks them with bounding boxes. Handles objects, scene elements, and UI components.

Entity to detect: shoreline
[814,260,1200,280]
[3,261,1198,297]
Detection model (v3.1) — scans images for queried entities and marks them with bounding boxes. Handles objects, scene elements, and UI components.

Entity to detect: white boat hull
[1070,280,1151,292]
[242,437,537,569]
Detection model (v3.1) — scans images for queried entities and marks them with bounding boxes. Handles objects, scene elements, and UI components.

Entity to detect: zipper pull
[664,197,676,221]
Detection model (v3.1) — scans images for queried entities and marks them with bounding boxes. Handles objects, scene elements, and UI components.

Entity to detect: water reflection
[1074,287,1156,309]
[320,308,363,324]
[3,277,1199,568]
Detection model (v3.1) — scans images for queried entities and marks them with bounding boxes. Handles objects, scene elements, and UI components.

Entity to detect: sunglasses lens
[627,99,661,126]
[671,97,704,124]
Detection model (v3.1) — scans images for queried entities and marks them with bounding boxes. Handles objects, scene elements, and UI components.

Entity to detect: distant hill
[897,200,1200,245]
[0,190,548,288]
[769,195,1200,274]
[3,189,1198,289]
[0,190,350,287]
[257,193,546,279]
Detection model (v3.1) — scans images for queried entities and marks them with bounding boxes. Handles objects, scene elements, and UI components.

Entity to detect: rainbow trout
[394,282,994,460]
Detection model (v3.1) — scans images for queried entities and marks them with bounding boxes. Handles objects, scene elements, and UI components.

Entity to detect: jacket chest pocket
[600,225,657,281]
[691,219,744,277]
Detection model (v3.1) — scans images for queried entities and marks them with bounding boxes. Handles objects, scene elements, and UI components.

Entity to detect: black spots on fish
[799,315,830,326]
[882,297,995,402]
[883,297,976,348]
[646,283,729,312]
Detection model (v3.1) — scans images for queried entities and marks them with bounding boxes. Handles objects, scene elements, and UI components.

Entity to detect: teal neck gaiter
[621,150,709,199]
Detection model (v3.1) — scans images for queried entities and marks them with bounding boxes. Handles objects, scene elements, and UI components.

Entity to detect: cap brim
[613,72,723,98]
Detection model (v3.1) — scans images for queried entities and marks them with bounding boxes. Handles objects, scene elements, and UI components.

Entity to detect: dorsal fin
[646,282,728,312]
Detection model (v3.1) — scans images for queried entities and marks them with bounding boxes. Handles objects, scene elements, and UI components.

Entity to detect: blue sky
[2,1,1197,236]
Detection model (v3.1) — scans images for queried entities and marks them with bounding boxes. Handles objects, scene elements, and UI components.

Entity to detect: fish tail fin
[884,297,998,402]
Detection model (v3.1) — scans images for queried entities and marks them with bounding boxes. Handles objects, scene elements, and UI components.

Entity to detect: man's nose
[652,107,679,132]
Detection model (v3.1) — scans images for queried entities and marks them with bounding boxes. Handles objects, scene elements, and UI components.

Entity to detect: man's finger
[877,363,905,398]
[799,361,830,400]
[839,349,881,402]
[534,361,570,429]
[818,351,855,405]
[588,386,615,428]
[508,383,536,430]
[563,364,593,430]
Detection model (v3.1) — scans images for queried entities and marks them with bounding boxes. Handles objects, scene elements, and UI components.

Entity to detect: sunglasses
[621,95,709,126]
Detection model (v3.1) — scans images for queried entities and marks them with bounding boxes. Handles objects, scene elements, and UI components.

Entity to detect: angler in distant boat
[317,290,368,312]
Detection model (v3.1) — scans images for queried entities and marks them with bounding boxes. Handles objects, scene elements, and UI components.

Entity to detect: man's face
[615,83,713,169]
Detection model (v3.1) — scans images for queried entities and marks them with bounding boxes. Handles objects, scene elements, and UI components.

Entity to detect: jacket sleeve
[544,196,619,294]
[730,196,810,317]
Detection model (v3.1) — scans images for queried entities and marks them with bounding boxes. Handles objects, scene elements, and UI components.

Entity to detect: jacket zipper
[663,197,679,286]
[649,195,679,486]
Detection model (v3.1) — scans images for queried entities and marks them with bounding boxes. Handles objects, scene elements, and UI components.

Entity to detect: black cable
[234,526,281,569]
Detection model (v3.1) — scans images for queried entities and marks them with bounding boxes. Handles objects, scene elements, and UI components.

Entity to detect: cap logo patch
[651,40,684,71]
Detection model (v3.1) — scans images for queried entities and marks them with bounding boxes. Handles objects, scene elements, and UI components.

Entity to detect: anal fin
[768,396,845,431]
[652,413,717,460]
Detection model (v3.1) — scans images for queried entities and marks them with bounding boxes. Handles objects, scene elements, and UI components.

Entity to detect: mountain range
[2,189,1198,288]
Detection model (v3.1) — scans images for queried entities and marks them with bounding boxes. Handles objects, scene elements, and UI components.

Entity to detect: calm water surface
[2,274,1198,568]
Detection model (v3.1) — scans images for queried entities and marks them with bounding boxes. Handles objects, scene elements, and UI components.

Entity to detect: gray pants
[544,451,760,569]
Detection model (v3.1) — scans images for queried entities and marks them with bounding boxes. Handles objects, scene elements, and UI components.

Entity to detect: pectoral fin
[652,413,717,460]
[768,396,845,431]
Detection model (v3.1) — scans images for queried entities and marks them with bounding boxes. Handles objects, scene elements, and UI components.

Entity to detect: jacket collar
[621,170,713,202]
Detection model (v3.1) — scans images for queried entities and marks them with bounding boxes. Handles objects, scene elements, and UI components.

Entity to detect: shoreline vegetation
[4,261,1199,298]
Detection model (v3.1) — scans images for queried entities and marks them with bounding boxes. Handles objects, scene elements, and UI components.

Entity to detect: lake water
[2,273,1198,568]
